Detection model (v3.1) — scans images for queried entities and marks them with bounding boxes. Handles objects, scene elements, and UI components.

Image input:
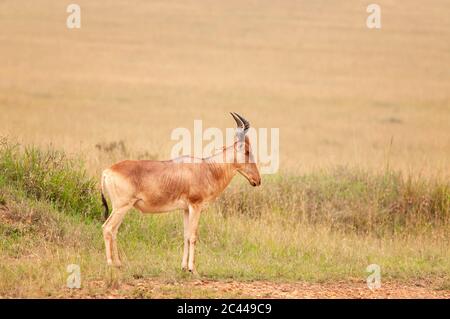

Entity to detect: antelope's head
[230,112,261,187]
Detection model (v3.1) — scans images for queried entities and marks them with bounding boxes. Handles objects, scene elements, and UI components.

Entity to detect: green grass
[0,140,449,297]
[0,138,102,220]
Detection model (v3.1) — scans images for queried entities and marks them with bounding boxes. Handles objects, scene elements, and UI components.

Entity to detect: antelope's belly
[134,198,187,214]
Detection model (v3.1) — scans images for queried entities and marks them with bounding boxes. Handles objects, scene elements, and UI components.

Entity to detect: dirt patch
[62,279,450,299]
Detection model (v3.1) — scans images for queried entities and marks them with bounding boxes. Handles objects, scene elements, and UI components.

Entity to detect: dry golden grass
[0,0,449,176]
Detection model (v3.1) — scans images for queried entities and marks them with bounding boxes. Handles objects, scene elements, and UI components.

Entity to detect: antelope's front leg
[181,209,189,270]
[187,205,202,274]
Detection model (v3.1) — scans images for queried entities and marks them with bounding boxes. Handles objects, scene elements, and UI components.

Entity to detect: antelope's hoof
[188,268,199,276]
[107,260,122,268]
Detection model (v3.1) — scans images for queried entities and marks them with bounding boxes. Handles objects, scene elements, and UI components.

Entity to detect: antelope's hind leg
[102,202,134,267]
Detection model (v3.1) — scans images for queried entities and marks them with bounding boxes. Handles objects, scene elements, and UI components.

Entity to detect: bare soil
[62,279,450,299]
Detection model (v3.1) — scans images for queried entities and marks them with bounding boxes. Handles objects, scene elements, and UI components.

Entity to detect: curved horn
[230,112,244,129]
[234,113,250,132]
[230,112,250,133]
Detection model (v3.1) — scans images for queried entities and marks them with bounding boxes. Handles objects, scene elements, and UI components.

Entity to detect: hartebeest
[101,113,261,273]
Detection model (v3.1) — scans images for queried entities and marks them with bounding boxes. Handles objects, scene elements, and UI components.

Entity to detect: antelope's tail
[101,173,110,221]
[101,192,109,221]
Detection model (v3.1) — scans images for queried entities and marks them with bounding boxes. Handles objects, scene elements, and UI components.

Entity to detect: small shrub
[95,140,158,160]
[0,138,102,220]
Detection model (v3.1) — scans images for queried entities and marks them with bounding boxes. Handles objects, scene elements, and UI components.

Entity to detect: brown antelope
[100,113,261,273]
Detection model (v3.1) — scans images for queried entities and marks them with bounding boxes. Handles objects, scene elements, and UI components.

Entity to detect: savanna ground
[0,0,449,298]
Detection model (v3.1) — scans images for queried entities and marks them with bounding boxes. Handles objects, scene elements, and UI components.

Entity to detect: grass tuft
[0,138,102,220]
[216,168,450,235]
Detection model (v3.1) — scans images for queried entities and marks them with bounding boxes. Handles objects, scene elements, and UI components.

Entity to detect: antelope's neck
[204,148,237,192]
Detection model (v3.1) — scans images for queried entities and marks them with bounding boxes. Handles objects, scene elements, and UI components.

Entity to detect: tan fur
[101,123,261,273]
